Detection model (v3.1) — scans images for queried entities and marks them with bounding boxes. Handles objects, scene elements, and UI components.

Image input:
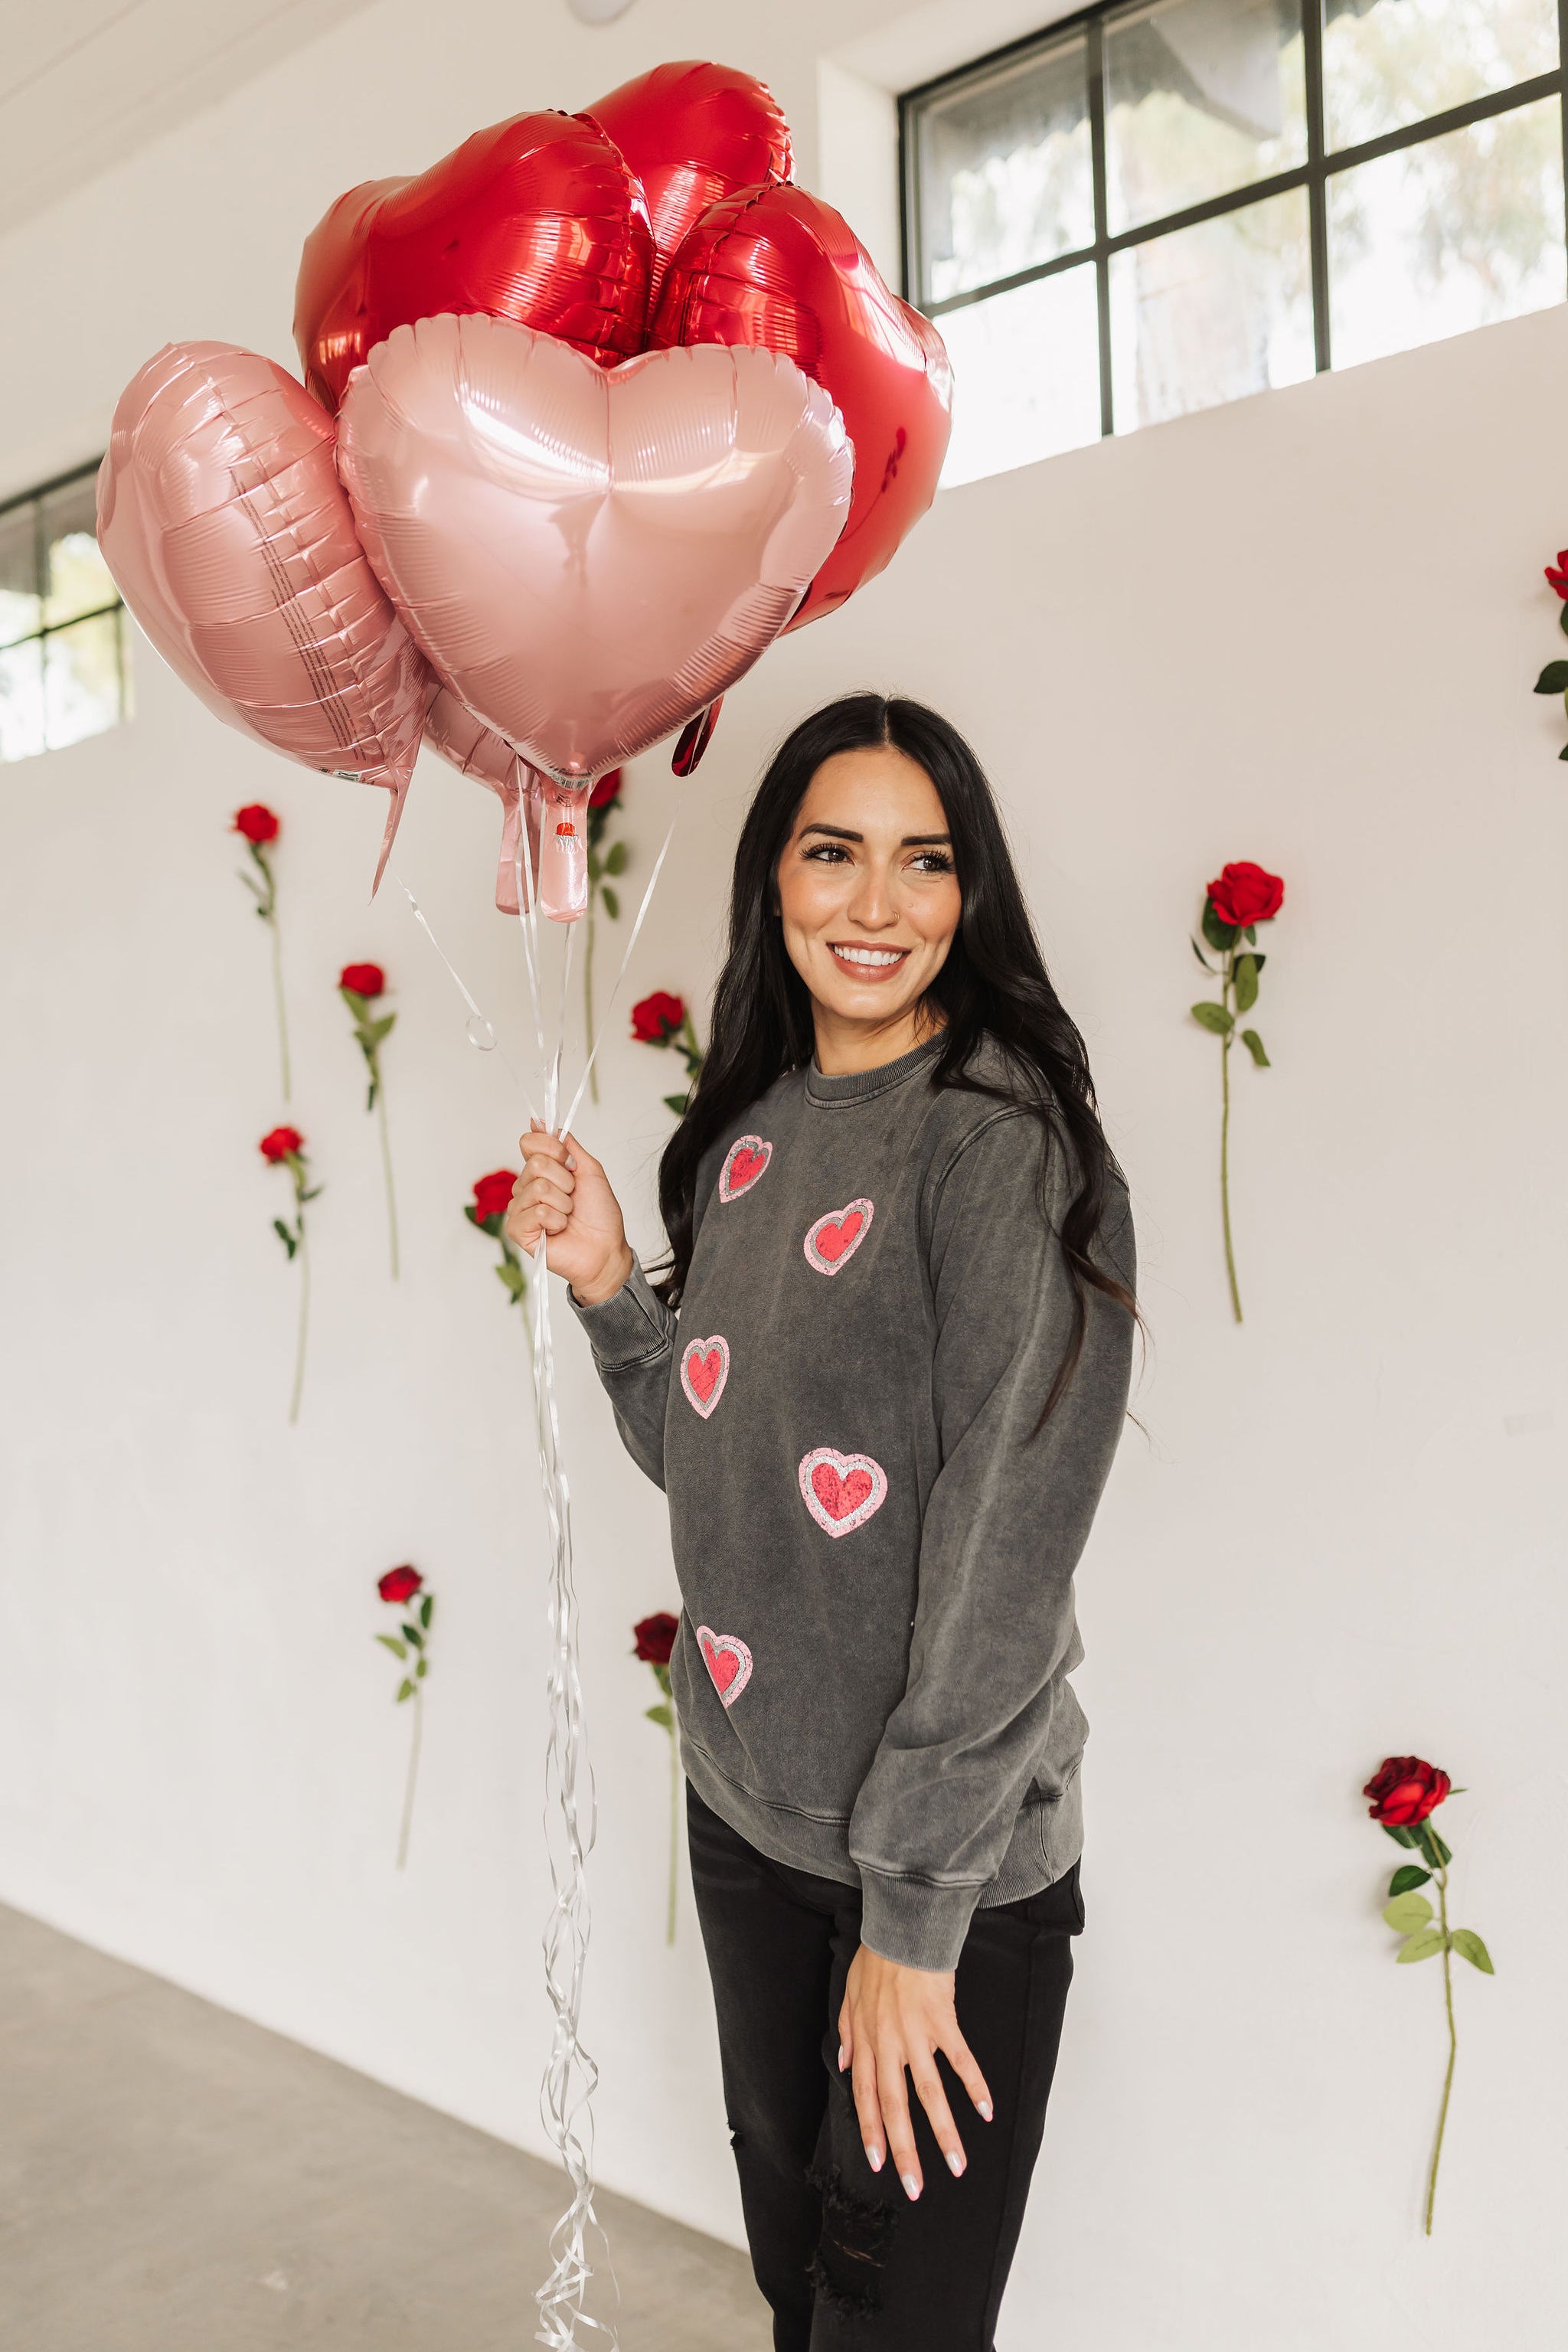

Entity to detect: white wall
[2,4,1566,2347]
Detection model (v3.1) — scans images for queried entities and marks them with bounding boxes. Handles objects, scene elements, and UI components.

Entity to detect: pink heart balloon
[96,342,430,885]
[423,684,534,914]
[336,313,851,784]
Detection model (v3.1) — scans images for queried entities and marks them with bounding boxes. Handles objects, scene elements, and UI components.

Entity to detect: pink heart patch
[719,1135,773,1202]
[681,1335,730,1419]
[697,1626,753,1707]
[798,1447,889,1538]
[803,1197,874,1276]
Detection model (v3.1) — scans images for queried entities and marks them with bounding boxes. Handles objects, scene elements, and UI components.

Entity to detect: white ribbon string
[397,776,678,2350]
[390,869,539,1122]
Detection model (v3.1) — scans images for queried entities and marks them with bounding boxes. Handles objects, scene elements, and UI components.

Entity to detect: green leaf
[237,868,266,901]
[463,1204,481,1227]
[645,1702,674,1730]
[1389,1864,1431,1896]
[400,1624,423,1648]
[1383,1891,1435,1932]
[375,1634,408,1659]
[1191,1001,1234,1036]
[1201,900,1239,952]
[1244,924,1257,945]
[1396,1926,1447,1964]
[1450,1929,1494,1975]
[496,1259,528,1300]
[415,1656,428,1678]
[272,1217,297,1259]
[341,988,368,1017]
[396,1677,415,1703]
[364,1015,396,1045]
[1416,1823,1452,1869]
[600,884,619,921]
[586,848,602,883]
[1382,1821,1420,1849]
[1240,1028,1270,1067]
[1534,660,1568,692]
[604,839,628,875]
[1233,952,1259,1012]
[419,1595,433,1629]
[1558,740,1568,760]
[1559,597,1568,637]
[1191,937,1216,972]
[663,1092,691,1115]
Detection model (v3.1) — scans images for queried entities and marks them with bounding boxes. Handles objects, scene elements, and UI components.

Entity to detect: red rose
[339,962,385,997]
[260,1125,304,1161]
[378,1564,423,1606]
[234,804,280,844]
[1207,862,1285,929]
[631,990,684,1044]
[590,768,623,809]
[633,1611,678,1666]
[1547,550,1568,599]
[1364,1755,1451,1828]
[471,1168,517,1224]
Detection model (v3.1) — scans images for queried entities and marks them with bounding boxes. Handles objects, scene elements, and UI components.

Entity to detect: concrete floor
[0,1901,770,2352]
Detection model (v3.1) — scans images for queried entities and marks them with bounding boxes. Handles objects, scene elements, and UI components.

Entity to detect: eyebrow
[799,822,952,846]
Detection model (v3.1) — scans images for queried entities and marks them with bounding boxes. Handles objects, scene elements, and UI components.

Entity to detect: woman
[508,694,1136,2350]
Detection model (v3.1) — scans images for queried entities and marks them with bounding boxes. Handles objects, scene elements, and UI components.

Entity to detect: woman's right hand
[506,1122,635,1305]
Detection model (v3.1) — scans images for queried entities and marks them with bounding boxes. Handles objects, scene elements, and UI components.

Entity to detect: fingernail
[838,2044,847,2071]
[901,2174,920,2201]
[946,2151,964,2176]
[978,2102,993,2122]
[867,2147,883,2173]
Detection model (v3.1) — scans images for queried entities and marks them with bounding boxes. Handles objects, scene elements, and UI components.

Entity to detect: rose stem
[377,1080,400,1280]
[397,1686,423,1872]
[1220,943,1242,1324]
[585,900,599,1106]
[1425,1851,1458,2235]
[270,904,292,1104]
[667,1719,678,1946]
[289,1225,309,1426]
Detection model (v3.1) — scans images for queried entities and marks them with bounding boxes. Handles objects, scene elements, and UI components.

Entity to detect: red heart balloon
[583,60,792,309]
[651,185,952,632]
[293,110,652,410]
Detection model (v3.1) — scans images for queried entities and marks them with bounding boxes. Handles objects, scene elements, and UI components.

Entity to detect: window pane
[940,266,1102,485]
[916,36,1093,303]
[1328,96,1566,368]
[0,504,41,649]
[1110,185,1313,428]
[0,636,46,762]
[1324,0,1559,155]
[44,611,122,751]
[1105,0,1307,236]
[43,475,116,629]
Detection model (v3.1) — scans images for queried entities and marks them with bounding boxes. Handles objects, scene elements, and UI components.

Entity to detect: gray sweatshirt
[572,1034,1135,1971]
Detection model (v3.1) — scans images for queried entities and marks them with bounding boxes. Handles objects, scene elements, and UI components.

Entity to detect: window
[0,462,129,763]
[903,0,1567,482]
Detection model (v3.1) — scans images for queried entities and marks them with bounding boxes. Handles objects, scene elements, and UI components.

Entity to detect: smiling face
[776,741,962,1072]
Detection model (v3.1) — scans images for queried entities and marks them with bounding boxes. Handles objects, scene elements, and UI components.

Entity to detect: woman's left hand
[838,1944,992,2200]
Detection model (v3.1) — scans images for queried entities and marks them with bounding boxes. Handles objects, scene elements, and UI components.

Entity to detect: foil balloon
[423,686,537,916]
[584,60,792,308]
[96,341,429,884]
[652,185,952,632]
[294,111,654,411]
[337,312,852,790]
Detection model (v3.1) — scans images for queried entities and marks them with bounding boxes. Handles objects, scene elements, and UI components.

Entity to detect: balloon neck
[525,776,593,923]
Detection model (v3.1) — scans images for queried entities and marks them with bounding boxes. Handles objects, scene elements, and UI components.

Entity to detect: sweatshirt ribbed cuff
[568,1259,671,1369]
[857,1869,983,1975]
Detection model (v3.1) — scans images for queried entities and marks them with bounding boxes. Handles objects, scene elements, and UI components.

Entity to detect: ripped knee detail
[807,2161,898,2319]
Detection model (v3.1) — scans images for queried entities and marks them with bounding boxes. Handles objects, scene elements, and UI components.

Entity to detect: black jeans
[686,1785,1083,2352]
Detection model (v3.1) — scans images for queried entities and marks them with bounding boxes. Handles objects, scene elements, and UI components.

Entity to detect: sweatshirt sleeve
[849,1112,1136,1972]
[570,1258,678,1491]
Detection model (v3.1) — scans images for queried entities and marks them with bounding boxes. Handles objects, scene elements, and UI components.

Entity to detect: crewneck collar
[804,1032,945,1106]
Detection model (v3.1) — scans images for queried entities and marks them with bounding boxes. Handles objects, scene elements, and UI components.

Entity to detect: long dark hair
[656,694,1135,1417]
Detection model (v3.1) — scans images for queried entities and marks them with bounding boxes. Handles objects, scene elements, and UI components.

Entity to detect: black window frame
[900,0,1568,439]
[0,456,128,762]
